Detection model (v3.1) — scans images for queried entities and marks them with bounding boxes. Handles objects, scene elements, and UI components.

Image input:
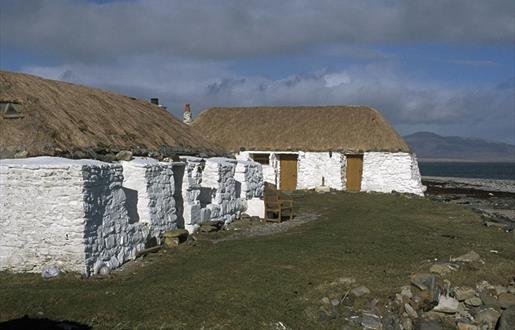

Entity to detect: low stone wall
[179,156,204,233]
[297,152,345,190]
[120,157,177,240]
[201,158,246,225]
[361,152,425,196]
[0,157,149,276]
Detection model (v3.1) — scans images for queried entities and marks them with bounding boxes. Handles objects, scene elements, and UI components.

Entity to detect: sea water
[418,162,515,180]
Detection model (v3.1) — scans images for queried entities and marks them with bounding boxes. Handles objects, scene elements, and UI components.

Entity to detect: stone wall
[201,158,246,225]
[361,152,426,196]
[297,152,345,190]
[120,157,177,239]
[179,156,204,233]
[0,157,150,276]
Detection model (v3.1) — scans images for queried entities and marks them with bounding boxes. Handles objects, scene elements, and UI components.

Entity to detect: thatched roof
[0,71,224,159]
[192,106,410,153]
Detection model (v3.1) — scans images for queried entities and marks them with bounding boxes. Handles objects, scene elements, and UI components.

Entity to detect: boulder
[498,293,515,309]
[453,287,476,301]
[411,273,442,309]
[464,297,482,307]
[162,229,189,247]
[432,295,459,314]
[350,286,371,297]
[456,322,478,330]
[475,308,500,329]
[498,306,515,330]
[116,150,133,161]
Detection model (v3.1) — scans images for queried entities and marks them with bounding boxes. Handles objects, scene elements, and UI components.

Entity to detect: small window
[1,102,24,119]
[251,153,270,165]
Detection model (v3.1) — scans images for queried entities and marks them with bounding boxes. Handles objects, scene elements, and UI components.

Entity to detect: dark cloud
[2,0,514,61]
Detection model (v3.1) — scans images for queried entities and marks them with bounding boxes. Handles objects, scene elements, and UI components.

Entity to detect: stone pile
[311,251,515,329]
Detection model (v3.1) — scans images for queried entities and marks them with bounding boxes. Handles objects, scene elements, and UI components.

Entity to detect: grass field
[1,192,514,329]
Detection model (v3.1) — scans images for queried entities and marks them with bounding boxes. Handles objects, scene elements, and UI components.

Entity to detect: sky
[1,0,514,144]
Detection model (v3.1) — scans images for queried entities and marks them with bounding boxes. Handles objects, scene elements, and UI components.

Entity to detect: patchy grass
[1,192,514,329]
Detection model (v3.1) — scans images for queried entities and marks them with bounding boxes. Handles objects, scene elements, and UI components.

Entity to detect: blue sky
[1,0,514,143]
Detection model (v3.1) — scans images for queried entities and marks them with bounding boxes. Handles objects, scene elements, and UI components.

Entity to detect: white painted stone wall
[297,152,345,190]
[237,151,277,185]
[361,152,426,196]
[234,160,265,217]
[179,156,204,233]
[0,157,150,276]
[120,157,177,240]
[201,158,246,225]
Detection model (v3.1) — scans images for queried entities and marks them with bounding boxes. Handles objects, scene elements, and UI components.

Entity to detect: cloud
[2,0,514,61]
[445,59,499,66]
[21,57,515,143]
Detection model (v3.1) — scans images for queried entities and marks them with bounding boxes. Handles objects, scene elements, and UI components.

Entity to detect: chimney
[150,98,159,105]
[183,103,192,124]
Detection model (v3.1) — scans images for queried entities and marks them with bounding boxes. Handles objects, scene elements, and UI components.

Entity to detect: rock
[361,312,382,329]
[320,297,330,305]
[330,299,340,307]
[338,277,356,286]
[72,150,86,159]
[163,229,189,247]
[429,264,452,276]
[41,264,60,279]
[495,285,508,295]
[475,308,500,329]
[404,303,418,319]
[476,280,494,292]
[414,319,442,330]
[14,150,28,158]
[200,224,218,233]
[411,273,441,309]
[115,150,133,161]
[498,293,515,309]
[464,297,482,307]
[452,251,482,263]
[454,287,476,301]
[497,306,515,330]
[401,285,413,299]
[401,317,413,330]
[350,286,371,297]
[480,291,500,308]
[432,295,459,314]
[98,265,110,276]
[315,185,331,193]
[456,322,478,330]
[382,312,401,330]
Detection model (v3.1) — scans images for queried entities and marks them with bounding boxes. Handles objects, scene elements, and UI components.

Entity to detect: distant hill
[404,132,515,162]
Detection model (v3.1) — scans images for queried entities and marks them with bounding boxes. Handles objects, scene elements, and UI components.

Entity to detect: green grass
[1,192,514,329]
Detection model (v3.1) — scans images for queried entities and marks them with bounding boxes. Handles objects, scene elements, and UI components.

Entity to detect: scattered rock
[162,229,189,247]
[429,264,452,276]
[464,297,482,307]
[361,311,382,329]
[432,295,459,314]
[404,303,418,319]
[476,280,494,292]
[338,277,356,286]
[411,273,441,308]
[475,308,501,329]
[479,291,500,309]
[498,293,515,309]
[14,150,28,158]
[452,251,482,263]
[454,287,476,301]
[330,299,340,307]
[414,319,442,330]
[456,322,478,330]
[116,150,133,161]
[401,285,413,299]
[41,264,60,279]
[497,305,515,330]
[320,297,330,305]
[495,285,508,295]
[382,312,400,330]
[350,286,371,297]
[401,317,413,330]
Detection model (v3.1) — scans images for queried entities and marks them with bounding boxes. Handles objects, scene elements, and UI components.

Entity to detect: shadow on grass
[0,315,91,329]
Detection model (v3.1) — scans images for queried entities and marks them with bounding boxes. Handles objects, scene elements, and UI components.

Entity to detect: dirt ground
[0,191,514,329]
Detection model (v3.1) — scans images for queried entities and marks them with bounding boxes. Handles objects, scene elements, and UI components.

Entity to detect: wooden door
[346,155,363,192]
[279,154,298,192]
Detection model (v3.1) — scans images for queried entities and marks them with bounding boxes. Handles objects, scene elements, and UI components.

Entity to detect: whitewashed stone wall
[179,156,204,233]
[0,157,150,276]
[297,152,345,190]
[234,160,265,217]
[361,152,426,196]
[237,152,277,185]
[201,158,246,225]
[120,157,177,240]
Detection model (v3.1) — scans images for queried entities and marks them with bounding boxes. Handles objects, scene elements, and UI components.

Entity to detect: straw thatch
[0,71,224,158]
[192,106,410,153]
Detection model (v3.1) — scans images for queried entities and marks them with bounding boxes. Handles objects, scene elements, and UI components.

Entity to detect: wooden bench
[264,182,294,222]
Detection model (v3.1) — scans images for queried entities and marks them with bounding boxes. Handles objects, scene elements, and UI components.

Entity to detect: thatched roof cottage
[0,72,264,275]
[192,106,425,195]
